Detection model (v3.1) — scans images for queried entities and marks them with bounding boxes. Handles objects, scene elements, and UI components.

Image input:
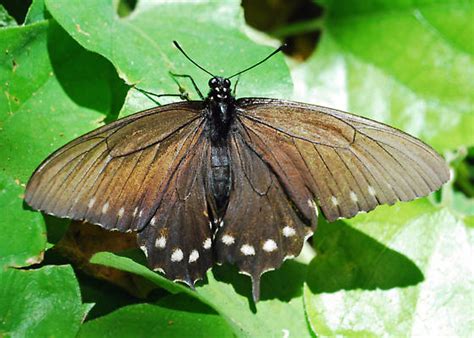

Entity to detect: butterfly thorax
[205,76,235,221]
[205,77,235,144]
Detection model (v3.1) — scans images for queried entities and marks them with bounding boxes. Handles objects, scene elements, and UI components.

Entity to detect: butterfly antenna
[173,41,215,77]
[228,43,287,79]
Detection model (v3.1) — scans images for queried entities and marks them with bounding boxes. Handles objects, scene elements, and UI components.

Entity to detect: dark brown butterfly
[25,42,449,302]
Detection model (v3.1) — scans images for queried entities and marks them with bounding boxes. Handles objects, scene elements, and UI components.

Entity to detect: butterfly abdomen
[210,143,231,218]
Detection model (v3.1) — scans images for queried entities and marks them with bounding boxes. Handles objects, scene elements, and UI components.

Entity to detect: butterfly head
[208,77,232,101]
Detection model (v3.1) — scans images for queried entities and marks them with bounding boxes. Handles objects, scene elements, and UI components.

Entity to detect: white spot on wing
[155,236,166,249]
[171,248,184,262]
[222,234,235,246]
[283,226,296,237]
[88,198,95,209]
[101,202,109,214]
[154,267,165,274]
[305,228,314,240]
[140,245,148,257]
[350,191,358,203]
[262,239,277,252]
[189,250,199,263]
[240,244,255,256]
[331,196,339,206]
[150,216,156,226]
[118,207,124,218]
[203,238,212,249]
[368,185,376,196]
[138,209,143,218]
[133,207,138,217]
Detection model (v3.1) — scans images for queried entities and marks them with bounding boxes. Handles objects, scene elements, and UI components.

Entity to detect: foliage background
[0,0,472,337]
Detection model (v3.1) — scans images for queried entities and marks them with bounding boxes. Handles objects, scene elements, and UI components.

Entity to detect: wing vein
[136,120,205,229]
[35,140,107,205]
[366,134,431,194]
[334,149,368,209]
[356,140,416,199]
[239,114,352,149]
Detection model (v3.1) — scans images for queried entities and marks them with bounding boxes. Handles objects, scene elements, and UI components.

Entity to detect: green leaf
[77,271,145,320]
[24,0,48,25]
[304,199,474,336]
[306,218,424,293]
[91,252,312,337]
[0,17,127,262]
[196,262,311,338]
[44,0,291,116]
[0,265,92,337]
[89,252,198,299]
[78,294,234,338]
[0,4,17,27]
[293,0,474,151]
[452,191,474,216]
[0,172,45,268]
[0,21,125,182]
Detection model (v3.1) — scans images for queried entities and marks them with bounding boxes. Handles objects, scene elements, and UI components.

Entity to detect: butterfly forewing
[237,98,450,222]
[26,102,202,223]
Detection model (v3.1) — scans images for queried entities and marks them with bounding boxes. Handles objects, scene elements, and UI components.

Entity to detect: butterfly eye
[209,77,218,88]
[223,78,230,87]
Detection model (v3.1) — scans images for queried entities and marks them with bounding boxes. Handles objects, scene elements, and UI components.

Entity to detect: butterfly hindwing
[215,125,315,301]
[137,130,214,285]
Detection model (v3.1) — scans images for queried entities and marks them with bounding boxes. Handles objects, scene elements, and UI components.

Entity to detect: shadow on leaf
[212,259,308,304]
[46,21,128,122]
[156,293,218,315]
[306,219,424,293]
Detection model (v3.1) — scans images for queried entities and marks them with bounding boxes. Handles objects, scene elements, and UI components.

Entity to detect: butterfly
[25,41,450,302]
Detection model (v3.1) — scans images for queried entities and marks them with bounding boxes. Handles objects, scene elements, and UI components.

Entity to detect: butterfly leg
[169,72,204,100]
[132,86,187,106]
